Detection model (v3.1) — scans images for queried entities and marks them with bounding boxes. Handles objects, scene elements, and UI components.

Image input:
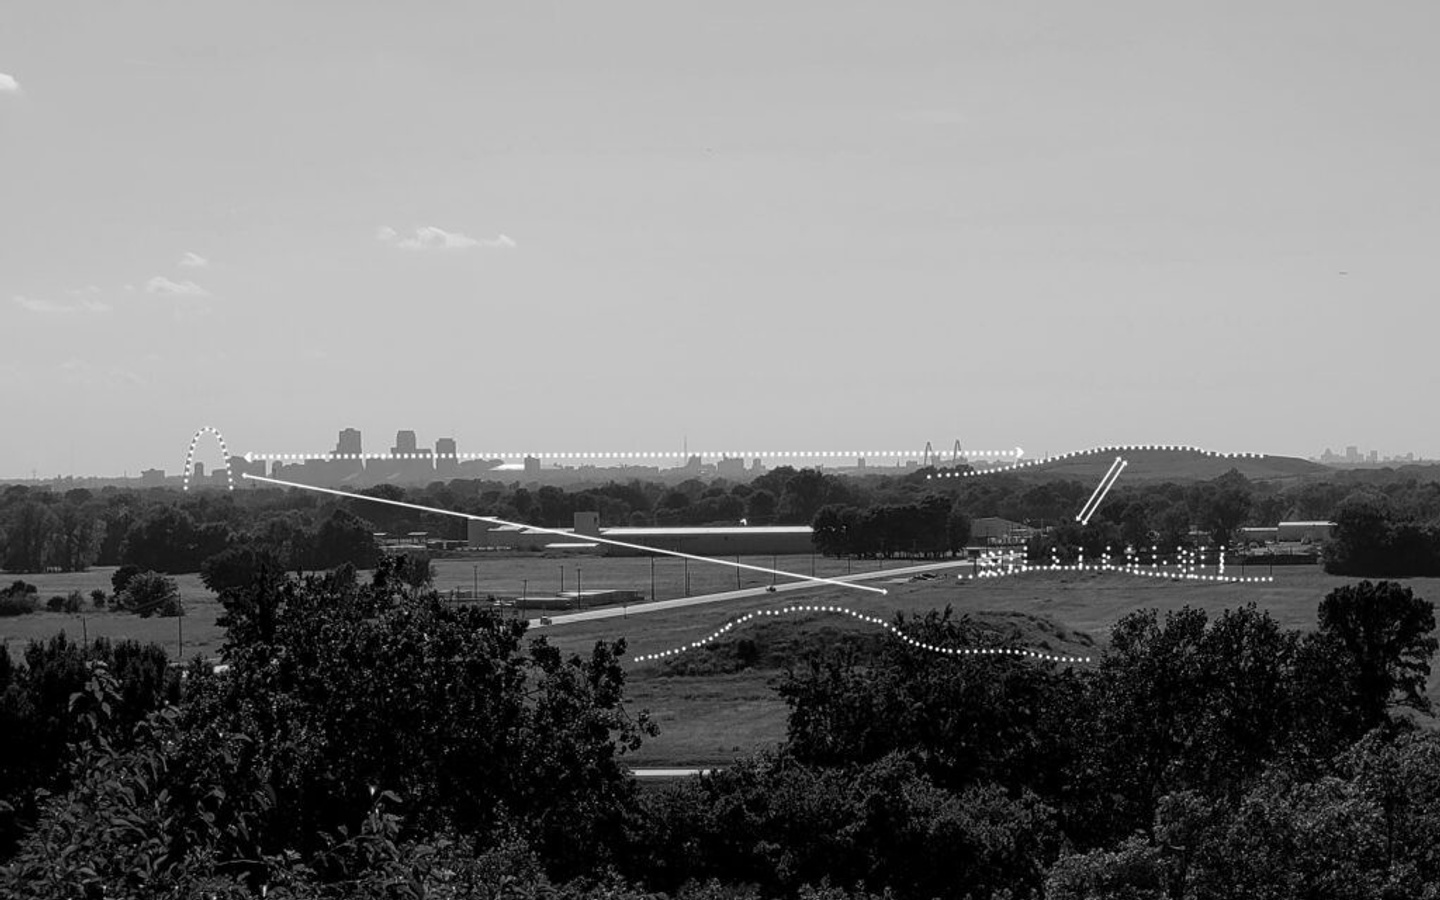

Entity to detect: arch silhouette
[183,426,235,491]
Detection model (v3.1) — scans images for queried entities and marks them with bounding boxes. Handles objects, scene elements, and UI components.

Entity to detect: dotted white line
[927,444,1267,480]
[183,426,235,492]
[247,449,1024,462]
[959,560,1274,584]
[631,604,1093,665]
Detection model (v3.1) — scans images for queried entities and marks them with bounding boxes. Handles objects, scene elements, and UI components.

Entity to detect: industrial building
[1238,521,1335,547]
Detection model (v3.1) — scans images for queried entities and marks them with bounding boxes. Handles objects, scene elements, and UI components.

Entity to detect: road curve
[527,559,982,629]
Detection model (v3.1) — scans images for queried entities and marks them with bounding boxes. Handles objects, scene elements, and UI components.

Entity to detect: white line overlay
[927,444,1267,480]
[240,473,887,596]
[243,449,1025,462]
[184,426,234,492]
[633,604,1093,665]
[1076,457,1127,525]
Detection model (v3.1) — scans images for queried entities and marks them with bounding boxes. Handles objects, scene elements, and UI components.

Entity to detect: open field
[5,561,1439,768]
[541,565,1440,767]
[430,552,893,601]
[0,555,887,662]
[0,568,225,663]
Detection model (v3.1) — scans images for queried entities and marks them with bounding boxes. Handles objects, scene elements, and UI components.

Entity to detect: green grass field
[5,560,1438,769]
[430,552,892,601]
[539,565,1440,766]
[0,569,224,663]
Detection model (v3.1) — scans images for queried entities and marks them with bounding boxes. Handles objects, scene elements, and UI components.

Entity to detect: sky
[2,1,1438,477]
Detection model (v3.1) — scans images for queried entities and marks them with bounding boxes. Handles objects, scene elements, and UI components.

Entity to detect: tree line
[6,462,1440,577]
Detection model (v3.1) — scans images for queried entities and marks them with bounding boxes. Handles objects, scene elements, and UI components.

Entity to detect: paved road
[527,559,981,629]
[629,768,719,779]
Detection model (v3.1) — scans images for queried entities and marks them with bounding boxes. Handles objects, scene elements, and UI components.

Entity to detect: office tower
[436,437,458,475]
[392,430,419,455]
[335,428,362,457]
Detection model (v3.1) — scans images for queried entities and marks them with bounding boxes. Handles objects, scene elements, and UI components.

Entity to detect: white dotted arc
[630,604,1093,665]
[927,444,1267,480]
[183,426,234,492]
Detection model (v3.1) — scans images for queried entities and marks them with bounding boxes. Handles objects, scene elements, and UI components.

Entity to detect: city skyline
[5,3,1440,475]
[3,423,1435,483]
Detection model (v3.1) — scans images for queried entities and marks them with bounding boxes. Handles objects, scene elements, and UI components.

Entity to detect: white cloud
[378,225,516,251]
[12,294,111,315]
[57,359,147,388]
[144,276,211,298]
[0,73,19,94]
[178,251,209,268]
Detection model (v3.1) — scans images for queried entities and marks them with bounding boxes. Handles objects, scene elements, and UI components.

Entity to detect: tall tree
[1316,580,1438,729]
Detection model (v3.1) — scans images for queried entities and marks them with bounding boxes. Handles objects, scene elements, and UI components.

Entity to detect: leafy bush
[90,588,106,608]
[0,580,39,617]
[110,564,141,594]
[115,570,183,618]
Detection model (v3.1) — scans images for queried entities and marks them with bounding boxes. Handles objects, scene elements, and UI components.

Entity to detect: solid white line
[1078,458,1127,525]
[1076,456,1123,523]
[527,560,972,628]
[240,473,887,596]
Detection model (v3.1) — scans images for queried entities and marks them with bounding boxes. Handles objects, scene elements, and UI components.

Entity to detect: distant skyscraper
[392,430,418,456]
[335,428,362,457]
[436,437,458,474]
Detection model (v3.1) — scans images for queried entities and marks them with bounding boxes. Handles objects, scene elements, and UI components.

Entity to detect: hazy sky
[3,1,1437,477]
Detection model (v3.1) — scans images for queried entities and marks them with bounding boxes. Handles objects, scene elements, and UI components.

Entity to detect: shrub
[46,595,66,613]
[115,571,183,618]
[0,592,37,617]
[90,588,106,609]
[110,564,141,595]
